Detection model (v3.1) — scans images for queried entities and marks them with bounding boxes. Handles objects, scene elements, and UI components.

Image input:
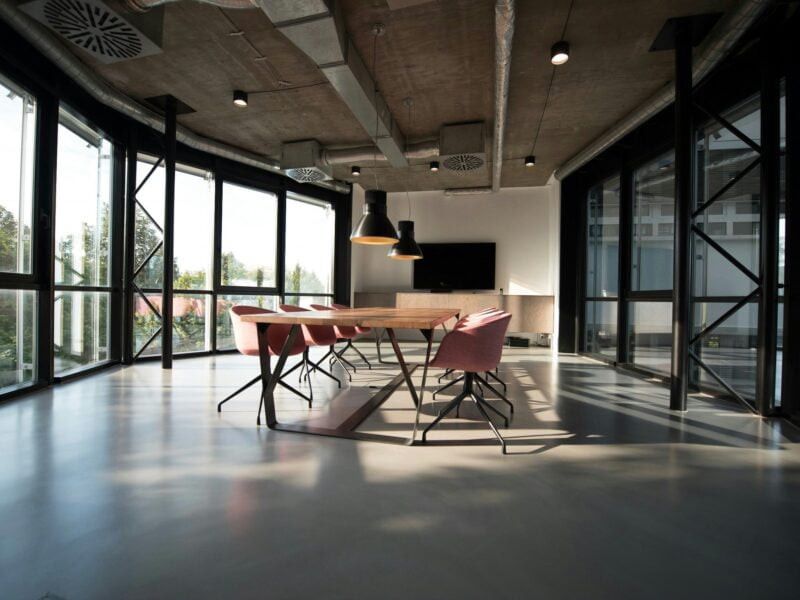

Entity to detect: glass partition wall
[0,64,346,400]
[578,82,789,414]
[0,74,36,392]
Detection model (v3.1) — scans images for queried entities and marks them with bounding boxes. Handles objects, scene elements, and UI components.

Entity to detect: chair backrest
[432,311,512,373]
[229,305,305,357]
[311,303,357,339]
[279,304,338,346]
[329,303,371,333]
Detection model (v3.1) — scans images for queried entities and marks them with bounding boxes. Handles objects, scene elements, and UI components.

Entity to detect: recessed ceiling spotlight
[233,90,248,107]
[429,161,439,172]
[351,165,361,176]
[525,155,536,167]
[550,41,570,65]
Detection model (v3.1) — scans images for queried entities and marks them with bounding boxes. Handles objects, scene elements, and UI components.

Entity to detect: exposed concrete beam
[261,0,408,167]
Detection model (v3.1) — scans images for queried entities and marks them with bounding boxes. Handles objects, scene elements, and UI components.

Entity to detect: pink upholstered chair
[421,311,513,454]
[330,303,372,369]
[279,304,342,388]
[310,304,359,379]
[435,308,509,400]
[218,306,311,415]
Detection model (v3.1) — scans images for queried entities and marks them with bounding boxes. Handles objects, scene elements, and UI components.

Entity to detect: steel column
[161,97,177,368]
[121,130,137,364]
[669,21,694,411]
[783,13,800,419]
[616,170,633,364]
[755,34,780,415]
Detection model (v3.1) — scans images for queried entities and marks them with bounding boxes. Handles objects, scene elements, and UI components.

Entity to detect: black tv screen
[413,243,495,291]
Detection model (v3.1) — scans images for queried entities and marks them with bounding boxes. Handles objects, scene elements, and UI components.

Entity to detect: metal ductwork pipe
[321,139,438,166]
[126,0,257,11]
[0,1,350,194]
[554,0,770,181]
[443,187,493,196]
[491,0,515,193]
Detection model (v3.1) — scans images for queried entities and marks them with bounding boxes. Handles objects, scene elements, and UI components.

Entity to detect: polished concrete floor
[1,344,799,599]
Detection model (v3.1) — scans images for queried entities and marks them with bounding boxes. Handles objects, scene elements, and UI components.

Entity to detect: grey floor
[1,343,799,600]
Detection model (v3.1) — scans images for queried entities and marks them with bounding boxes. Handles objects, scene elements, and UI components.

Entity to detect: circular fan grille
[43,0,144,60]
[442,154,485,172]
[287,167,327,183]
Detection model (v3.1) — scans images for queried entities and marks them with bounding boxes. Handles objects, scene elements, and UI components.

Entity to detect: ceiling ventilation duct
[19,0,163,63]
[281,140,333,183]
[439,122,486,172]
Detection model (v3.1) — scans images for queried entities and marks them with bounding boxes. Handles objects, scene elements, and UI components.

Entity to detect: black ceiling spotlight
[429,161,440,172]
[233,90,248,107]
[388,220,423,260]
[550,41,570,65]
[350,190,399,245]
[525,155,536,167]
[351,165,361,176]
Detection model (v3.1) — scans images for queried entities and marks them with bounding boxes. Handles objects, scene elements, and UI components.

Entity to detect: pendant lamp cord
[530,0,574,156]
[372,30,380,190]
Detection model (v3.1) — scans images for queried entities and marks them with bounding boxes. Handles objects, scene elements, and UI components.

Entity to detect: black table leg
[257,322,301,427]
[386,328,433,444]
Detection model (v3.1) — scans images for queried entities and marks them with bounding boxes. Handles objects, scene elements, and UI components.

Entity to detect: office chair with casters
[421,311,513,454]
[279,304,342,388]
[218,306,312,419]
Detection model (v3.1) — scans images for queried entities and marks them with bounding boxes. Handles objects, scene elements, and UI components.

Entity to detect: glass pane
[216,294,279,351]
[629,301,672,376]
[53,291,110,374]
[632,151,674,291]
[133,293,162,357]
[585,176,620,297]
[776,302,783,406]
[693,302,757,400]
[0,289,36,389]
[55,111,112,286]
[284,194,335,295]
[134,156,164,290]
[693,95,760,297]
[282,295,334,309]
[221,182,277,287]
[174,169,214,291]
[173,294,211,354]
[583,300,617,358]
[0,76,36,274]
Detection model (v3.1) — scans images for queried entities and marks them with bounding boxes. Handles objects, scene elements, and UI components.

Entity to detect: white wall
[351,182,560,298]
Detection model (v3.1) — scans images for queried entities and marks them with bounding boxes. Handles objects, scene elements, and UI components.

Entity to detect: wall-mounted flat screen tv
[413,243,495,291]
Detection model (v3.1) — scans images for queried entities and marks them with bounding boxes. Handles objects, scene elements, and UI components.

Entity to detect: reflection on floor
[1,344,798,600]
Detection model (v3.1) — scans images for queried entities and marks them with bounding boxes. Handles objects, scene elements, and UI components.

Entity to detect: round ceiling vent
[442,154,485,172]
[286,167,328,183]
[43,0,144,60]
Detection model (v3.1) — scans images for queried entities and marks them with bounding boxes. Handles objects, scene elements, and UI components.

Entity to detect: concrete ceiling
[27,0,742,191]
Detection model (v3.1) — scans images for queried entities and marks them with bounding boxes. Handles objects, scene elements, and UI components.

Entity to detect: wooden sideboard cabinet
[353,292,554,334]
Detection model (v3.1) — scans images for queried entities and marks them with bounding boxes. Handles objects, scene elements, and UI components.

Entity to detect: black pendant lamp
[388,220,423,260]
[350,190,399,245]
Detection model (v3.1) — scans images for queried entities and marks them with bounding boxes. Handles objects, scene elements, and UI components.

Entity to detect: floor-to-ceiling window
[583,175,619,359]
[0,73,36,392]
[53,107,114,374]
[132,156,215,356]
[283,192,336,308]
[628,152,675,376]
[692,94,761,400]
[216,181,280,350]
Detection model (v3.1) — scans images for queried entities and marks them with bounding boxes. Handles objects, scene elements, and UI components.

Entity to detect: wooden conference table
[240,307,460,445]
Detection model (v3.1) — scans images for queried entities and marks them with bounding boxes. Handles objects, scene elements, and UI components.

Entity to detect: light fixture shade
[388,220,423,260]
[430,161,439,172]
[525,155,536,167]
[351,165,361,176]
[350,190,398,245]
[551,41,569,65]
[233,89,248,107]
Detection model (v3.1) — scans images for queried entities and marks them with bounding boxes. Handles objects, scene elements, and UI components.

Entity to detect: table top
[240,307,461,330]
